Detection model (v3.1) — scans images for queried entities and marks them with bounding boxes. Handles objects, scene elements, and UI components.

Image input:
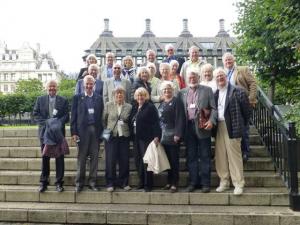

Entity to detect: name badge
[88,108,94,114]
[189,104,196,109]
[118,120,124,126]
[53,109,58,116]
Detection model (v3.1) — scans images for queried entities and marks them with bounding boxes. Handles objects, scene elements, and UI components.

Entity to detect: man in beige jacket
[222,52,257,162]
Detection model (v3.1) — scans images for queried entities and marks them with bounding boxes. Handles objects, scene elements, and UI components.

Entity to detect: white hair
[187,68,200,78]
[83,75,95,85]
[160,80,175,92]
[165,43,175,52]
[222,52,235,63]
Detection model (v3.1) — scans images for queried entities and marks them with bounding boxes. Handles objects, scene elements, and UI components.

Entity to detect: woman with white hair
[169,60,186,89]
[158,81,185,192]
[200,63,217,93]
[121,55,136,84]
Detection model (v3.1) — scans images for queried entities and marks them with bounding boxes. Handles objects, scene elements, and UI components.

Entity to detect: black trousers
[40,144,64,186]
[134,139,153,189]
[164,144,180,186]
[105,136,130,187]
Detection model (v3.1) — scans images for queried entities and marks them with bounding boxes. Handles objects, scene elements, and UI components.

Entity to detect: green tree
[58,78,76,107]
[15,79,44,95]
[234,0,300,102]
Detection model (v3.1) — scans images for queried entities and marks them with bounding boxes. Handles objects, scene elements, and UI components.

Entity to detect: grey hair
[122,55,134,67]
[46,80,58,88]
[222,52,235,63]
[189,45,200,54]
[86,54,97,63]
[169,60,179,68]
[88,64,99,73]
[137,66,150,79]
[165,43,175,52]
[146,62,157,74]
[186,68,200,79]
[160,80,175,92]
[106,52,115,58]
[200,63,214,78]
[146,49,156,57]
[112,85,126,95]
[83,75,95,85]
[113,62,122,69]
[213,67,227,77]
[159,62,171,71]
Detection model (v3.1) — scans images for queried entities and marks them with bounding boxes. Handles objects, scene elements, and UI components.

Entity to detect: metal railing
[253,87,300,211]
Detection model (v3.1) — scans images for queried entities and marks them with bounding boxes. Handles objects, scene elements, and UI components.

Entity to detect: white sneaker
[216,185,229,192]
[233,187,243,195]
[106,187,114,192]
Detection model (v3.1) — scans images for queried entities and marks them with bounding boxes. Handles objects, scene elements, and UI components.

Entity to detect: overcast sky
[1,0,239,73]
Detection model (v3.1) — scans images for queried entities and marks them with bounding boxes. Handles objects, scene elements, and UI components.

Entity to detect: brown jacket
[233,66,257,104]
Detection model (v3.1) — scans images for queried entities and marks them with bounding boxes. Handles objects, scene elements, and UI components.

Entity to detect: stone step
[0,126,260,137]
[0,135,263,147]
[0,157,275,171]
[0,202,298,225]
[0,145,269,158]
[0,171,284,187]
[0,185,288,206]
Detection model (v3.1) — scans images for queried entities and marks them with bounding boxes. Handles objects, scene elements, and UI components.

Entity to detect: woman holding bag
[158,81,185,192]
[130,87,161,192]
[102,86,132,192]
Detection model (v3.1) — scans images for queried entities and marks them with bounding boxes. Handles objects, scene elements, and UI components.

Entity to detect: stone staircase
[0,127,299,225]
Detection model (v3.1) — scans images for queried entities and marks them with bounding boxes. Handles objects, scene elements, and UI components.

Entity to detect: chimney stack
[179,18,193,37]
[100,18,113,37]
[141,18,155,37]
[216,19,229,37]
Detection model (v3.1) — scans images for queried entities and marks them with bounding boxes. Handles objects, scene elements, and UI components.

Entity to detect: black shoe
[185,184,195,192]
[136,184,144,190]
[170,185,177,193]
[38,185,47,193]
[201,186,210,193]
[75,186,83,193]
[162,184,171,190]
[56,184,64,192]
[144,187,152,192]
[88,185,99,191]
[242,154,249,162]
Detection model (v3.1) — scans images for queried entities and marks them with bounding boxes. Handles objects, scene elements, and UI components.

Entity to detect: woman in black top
[158,81,185,192]
[130,87,161,192]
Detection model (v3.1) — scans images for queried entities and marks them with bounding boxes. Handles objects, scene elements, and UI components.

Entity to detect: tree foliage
[234,0,300,102]
[15,79,44,95]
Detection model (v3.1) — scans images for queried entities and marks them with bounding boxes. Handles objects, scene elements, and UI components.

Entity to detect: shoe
[201,186,210,193]
[144,187,152,192]
[56,184,64,192]
[106,187,114,192]
[242,153,249,162]
[170,185,177,193]
[89,185,99,191]
[185,184,195,192]
[162,184,171,190]
[136,184,144,190]
[75,186,83,193]
[233,187,243,195]
[123,185,132,191]
[38,185,47,193]
[216,185,229,193]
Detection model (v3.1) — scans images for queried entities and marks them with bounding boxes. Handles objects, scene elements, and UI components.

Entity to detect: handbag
[197,108,211,129]
[160,128,176,145]
[101,114,121,142]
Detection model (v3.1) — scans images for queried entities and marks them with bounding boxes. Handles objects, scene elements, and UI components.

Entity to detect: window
[11,73,15,81]
[4,85,8,92]
[4,73,8,81]
[11,85,15,92]
[38,74,42,80]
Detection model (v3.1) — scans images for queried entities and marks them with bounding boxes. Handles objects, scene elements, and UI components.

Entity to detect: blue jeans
[186,121,212,187]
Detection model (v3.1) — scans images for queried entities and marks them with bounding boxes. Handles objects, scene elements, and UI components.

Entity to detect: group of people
[33,44,257,196]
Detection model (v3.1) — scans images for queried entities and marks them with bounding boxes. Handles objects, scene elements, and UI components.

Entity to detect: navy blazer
[33,95,69,141]
[70,93,104,139]
[75,79,103,97]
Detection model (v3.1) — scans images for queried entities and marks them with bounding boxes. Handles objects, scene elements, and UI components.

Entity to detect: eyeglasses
[113,67,121,69]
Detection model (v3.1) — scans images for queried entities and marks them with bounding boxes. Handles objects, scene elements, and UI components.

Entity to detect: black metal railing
[253,87,300,211]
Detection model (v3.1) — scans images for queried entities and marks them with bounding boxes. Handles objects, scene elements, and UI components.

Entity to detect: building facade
[85,18,236,67]
[0,42,62,94]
